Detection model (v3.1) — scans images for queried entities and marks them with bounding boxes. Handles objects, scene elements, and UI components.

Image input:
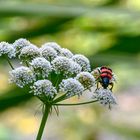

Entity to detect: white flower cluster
[60,48,73,58]
[76,72,95,90]
[30,80,57,98]
[0,42,16,58]
[13,38,31,54]
[72,54,91,72]
[93,88,117,108]
[59,78,84,98]
[52,56,81,77]
[19,44,40,61]
[40,45,57,61]
[70,61,82,76]
[30,57,52,78]
[5,38,117,107]
[42,42,61,54]
[9,66,36,88]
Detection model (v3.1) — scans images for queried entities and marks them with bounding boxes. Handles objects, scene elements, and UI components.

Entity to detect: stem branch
[25,61,29,67]
[53,99,98,106]
[5,57,14,69]
[52,94,66,103]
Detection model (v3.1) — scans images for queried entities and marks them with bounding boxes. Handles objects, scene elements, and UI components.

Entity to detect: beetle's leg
[109,83,114,91]
[95,81,99,91]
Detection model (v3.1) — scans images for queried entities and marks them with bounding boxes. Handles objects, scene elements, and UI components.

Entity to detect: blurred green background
[0,0,140,140]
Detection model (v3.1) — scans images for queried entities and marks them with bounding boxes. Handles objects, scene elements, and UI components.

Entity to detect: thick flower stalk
[0,38,117,140]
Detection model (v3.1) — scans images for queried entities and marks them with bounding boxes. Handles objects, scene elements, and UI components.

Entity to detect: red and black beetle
[92,66,116,91]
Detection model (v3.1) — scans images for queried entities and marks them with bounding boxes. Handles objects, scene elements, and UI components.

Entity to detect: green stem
[5,57,14,70]
[55,74,59,87]
[36,104,51,140]
[25,61,29,67]
[53,99,98,106]
[53,85,94,104]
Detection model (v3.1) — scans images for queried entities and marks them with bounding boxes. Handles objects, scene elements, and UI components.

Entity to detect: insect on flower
[92,66,116,91]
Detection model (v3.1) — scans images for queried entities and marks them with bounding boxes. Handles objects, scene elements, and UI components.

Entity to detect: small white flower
[40,45,57,61]
[52,56,81,77]
[42,42,61,54]
[30,57,52,78]
[9,66,36,88]
[60,48,73,58]
[19,44,40,61]
[93,88,117,108]
[0,42,16,58]
[72,54,91,72]
[13,38,31,54]
[30,80,57,98]
[76,72,95,90]
[59,78,84,98]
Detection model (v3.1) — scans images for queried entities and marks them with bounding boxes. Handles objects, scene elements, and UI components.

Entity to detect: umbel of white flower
[40,45,57,61]
[72,54,91,71]
[51,56,81,77]
[60,48,73,58]
[30,80,57,98]
[9,66,36,88]
[13,38,31,54]
[59,78,84,98]
[30,57,52,78]
[76,72,95,90]
[93,88,117,108]
[19,44,40,62]
[42,42,61,54]
[0,38,117,108]
[0,42,16,58]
